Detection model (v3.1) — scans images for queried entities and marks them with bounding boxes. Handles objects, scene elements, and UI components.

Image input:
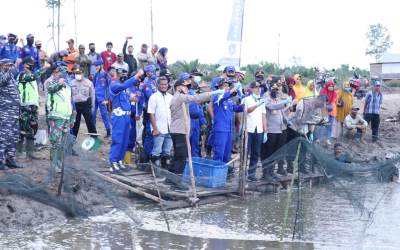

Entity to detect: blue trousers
[190,118,201,157]
[93,100,111,130]
[143,121,153,156]
[151,134,173,157]
[127,113,136,151]
[212,131,232,163]
[109,114,130,163]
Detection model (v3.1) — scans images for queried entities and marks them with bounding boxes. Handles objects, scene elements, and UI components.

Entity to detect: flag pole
[238,0,245,68]
[150,0,154,46]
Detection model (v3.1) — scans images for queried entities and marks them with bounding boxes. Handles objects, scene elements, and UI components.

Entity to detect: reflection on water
[1,183,400,249]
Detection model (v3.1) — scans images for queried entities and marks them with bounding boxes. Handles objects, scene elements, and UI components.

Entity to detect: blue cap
[0,58,13,64]
[179,72,191,81]
[374,80,381,86]
[7,33,17,39]
[26,34,34,39]
[223,66,235,73]
[144,64,156,72]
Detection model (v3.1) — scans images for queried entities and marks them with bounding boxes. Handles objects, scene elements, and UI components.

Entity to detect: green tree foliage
[366,23,393,62]
[169,60,368,85]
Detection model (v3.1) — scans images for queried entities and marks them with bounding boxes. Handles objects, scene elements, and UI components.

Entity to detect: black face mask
[271,90,278,98]
[89,48,95,53]
[120,76,128,82]
[36,45,41,50]
[27,65,34,71]
[27,39,34,46]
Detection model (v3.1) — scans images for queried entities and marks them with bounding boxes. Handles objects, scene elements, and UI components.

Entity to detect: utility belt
[112,107,131,116]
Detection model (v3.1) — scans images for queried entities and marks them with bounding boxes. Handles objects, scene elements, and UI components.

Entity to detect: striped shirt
[365,91,383,114]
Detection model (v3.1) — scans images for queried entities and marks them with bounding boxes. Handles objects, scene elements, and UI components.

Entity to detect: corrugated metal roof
[378,53,400,63]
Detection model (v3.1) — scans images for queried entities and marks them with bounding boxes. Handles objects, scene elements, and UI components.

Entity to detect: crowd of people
[0,32,384,183]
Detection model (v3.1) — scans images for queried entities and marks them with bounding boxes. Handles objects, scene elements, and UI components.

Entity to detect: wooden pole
[91,170,163,203]
[182,103,198,205]
[149,162,171,232]
[238,108,247,196]
[280,142,301,241]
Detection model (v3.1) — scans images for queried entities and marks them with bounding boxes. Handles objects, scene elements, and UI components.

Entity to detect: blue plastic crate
[182,157,228,188]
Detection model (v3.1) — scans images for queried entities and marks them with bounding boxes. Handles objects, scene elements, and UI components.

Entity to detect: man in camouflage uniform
[17,57,41,160]
[46,65,75,172]
[0,59,22,169]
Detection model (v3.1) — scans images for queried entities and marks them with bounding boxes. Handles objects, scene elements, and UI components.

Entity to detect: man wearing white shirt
[111,53,129,72]
[242,81,267,181]
[147,76,173,168]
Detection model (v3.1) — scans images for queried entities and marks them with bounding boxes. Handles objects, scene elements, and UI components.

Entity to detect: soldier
[0,59,22,169]
[46,65,75,172]
[17,57,41,160]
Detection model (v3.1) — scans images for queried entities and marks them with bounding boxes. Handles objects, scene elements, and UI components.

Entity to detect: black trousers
[170,133,188,174]
[364,113,380,140]
[72,99,97,137]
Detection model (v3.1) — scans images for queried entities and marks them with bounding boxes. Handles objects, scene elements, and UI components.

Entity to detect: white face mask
[75,74,82,81]
[193,76,201,84]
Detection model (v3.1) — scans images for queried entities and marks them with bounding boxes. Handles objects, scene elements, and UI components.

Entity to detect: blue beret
[26,34,34,39]
[179,72,191,81]
[0,58,13,64]
[223,66,235,73]
[7,33,17,39]
[144,64,156,72]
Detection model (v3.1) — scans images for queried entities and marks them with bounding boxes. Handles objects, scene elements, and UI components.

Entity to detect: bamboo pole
[280,142,301,241]
[91,170,162,203]
[149,162,171,232]
[238,108,248,196]
[182,103,198,205]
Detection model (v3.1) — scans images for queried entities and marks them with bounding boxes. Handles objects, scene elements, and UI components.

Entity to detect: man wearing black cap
[169,75,224,174]
[19,34,41,72]
[16,57,41,160]
[0,59,22,169]
[0,33,18,63]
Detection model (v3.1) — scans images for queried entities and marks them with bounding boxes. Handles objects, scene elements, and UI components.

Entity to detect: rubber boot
[26,139,43,160]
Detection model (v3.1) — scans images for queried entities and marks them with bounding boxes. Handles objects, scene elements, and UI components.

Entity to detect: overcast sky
[3,0,399,69]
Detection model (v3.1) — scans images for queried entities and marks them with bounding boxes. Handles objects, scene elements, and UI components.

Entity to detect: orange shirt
[64,48,79,73]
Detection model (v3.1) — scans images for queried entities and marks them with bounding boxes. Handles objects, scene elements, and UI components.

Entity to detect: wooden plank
[91,170,163,203]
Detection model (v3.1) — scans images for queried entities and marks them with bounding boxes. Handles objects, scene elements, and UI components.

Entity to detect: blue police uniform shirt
[19,45,41,71]
[0,42,18,62]
[212,92,243,132]
[110,77,139,112]
[137,77,157,116]
[93,71,111,102]
[126,85,141,114]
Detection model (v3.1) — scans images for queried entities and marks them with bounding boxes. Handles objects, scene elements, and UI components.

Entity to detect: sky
[2,0,399,70]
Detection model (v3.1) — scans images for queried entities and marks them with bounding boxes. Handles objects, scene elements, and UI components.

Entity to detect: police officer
[19,34,41,72]
[17,57,41,160]
[92,61,112,138]
[0,59,22,169]
[211,78,244,163]
[47,64,75,172]
[137,64,158,158]
[109,68,143,173]
[189,71,207,157]
[0,33,19,63]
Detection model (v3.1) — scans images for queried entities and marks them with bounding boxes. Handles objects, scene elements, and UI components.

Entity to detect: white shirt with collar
[243,94,266,133]
[147,90,173,134]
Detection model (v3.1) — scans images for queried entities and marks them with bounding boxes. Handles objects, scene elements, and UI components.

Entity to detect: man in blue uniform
[137,64,158,158]
[212,78,244,163]
[109,68,143,173]
[0,34,18,63]
[18,34,41,72]
[92,61,112,138]
[189,70,207,157]
[0,59,22,169]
